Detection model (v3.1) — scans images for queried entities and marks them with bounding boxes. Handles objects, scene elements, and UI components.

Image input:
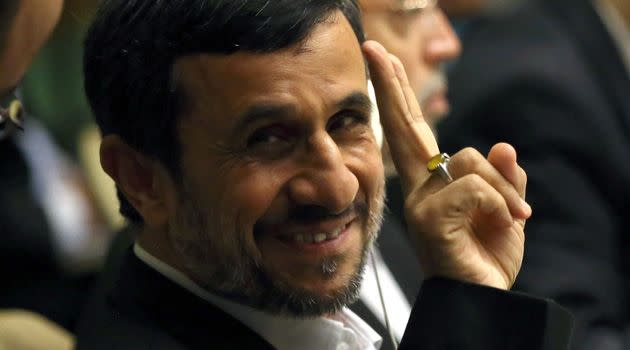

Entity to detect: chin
[251,252,366,317]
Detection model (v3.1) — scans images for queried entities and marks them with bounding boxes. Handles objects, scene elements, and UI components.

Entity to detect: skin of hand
[363,40,532,290]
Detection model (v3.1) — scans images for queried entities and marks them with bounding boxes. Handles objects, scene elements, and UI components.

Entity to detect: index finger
[362,40,439,193]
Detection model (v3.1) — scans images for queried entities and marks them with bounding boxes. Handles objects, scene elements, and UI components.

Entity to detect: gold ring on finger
[427,153,453,184]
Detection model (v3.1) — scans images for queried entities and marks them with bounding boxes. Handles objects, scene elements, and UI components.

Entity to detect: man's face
[361,0,460,124]
[166,13,385,316]
[0,0,64,95]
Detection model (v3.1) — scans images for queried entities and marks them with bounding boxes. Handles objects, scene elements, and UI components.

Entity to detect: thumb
[487,143,526,198]
[487,143,530,223]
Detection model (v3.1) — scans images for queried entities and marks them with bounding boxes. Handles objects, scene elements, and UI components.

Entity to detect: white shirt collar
[134,243,382,350]
[594,0,630,75]
[360,249,411,342]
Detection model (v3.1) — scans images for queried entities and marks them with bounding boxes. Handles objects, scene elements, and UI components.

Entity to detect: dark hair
[0,0,20,54]
[84,0,365,222]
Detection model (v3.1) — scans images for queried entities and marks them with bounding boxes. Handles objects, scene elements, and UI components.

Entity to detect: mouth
[423,90,450,117]
[278,221,351,244]
[270,218,356,256]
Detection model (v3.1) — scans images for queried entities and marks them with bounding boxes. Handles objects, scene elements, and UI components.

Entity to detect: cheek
[346,140,384,197]
[212,162,288,232]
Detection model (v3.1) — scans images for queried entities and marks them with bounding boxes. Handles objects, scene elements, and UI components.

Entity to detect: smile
[278,222,351,245]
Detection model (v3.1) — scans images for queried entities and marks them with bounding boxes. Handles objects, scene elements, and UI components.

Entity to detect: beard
[167,177,386,317]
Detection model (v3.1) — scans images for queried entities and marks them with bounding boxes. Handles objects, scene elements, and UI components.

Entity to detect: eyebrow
[231,91,373,135]
[336,91,373,115]
[231,104,297,136]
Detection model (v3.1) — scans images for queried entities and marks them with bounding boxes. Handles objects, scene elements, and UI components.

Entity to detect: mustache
[287,202,363,224]
[254,201,369,232]
[417,71,447,106]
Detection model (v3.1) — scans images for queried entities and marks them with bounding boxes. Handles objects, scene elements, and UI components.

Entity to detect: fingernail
[521,199,532,216]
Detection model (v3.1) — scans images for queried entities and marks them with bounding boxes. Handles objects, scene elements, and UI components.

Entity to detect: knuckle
[452,147,483,173]
[460,147,483,161]
[462,174,492,202]
[462,173,486,191]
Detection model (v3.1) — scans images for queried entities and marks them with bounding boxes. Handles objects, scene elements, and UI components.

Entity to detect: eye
[246,125,293,149]
[327,111,369,132]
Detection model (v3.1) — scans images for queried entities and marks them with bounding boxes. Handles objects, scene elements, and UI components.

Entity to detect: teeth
[313,233,327,243]
[289,225,346,244]
[327,227,343,239]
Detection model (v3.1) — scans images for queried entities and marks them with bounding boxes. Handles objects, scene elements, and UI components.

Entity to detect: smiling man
[76,0,572,349]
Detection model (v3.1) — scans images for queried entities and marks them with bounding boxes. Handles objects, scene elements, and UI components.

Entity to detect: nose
[287,132,359,215]
[423,9,462,65]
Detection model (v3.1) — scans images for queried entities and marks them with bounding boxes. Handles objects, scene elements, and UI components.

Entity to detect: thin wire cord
[370,249,399,349]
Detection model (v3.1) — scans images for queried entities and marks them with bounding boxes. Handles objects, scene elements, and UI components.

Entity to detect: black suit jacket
[76,243,573,349]
[438,0,630,348]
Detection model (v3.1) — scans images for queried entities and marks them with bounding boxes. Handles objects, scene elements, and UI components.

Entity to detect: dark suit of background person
[438,0,630,348]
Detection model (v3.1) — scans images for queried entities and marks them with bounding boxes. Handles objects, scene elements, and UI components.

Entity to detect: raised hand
[363,40,531,290]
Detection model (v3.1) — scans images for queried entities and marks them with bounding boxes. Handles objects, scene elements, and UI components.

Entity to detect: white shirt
[594,0,630,75]
[360,249,412,342]
[134,244,383,350]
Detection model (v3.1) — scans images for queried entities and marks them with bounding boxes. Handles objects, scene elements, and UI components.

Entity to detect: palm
[418,210,526,290]
[462,211,525,289]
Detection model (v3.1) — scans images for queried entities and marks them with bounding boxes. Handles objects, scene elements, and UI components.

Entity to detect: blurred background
[21,0,124,230]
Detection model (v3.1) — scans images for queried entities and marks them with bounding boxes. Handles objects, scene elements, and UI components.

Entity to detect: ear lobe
[99,135,170,227]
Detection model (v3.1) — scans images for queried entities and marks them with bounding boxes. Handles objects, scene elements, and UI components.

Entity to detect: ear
[100,135,173,229]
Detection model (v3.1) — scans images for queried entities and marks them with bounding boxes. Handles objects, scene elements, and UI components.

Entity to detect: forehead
[174,13,367,126]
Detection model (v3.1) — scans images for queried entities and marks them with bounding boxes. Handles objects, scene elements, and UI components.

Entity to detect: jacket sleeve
[398,278,573,350]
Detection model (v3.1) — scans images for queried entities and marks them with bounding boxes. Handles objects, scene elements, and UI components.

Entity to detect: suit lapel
[111,250,276,350]
[376,211,423,303]
[380,178,423,303]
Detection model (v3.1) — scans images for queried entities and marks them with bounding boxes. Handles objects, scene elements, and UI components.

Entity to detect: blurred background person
[360,0,461,214]
[438,0,630,348]
[1,0,111,332]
